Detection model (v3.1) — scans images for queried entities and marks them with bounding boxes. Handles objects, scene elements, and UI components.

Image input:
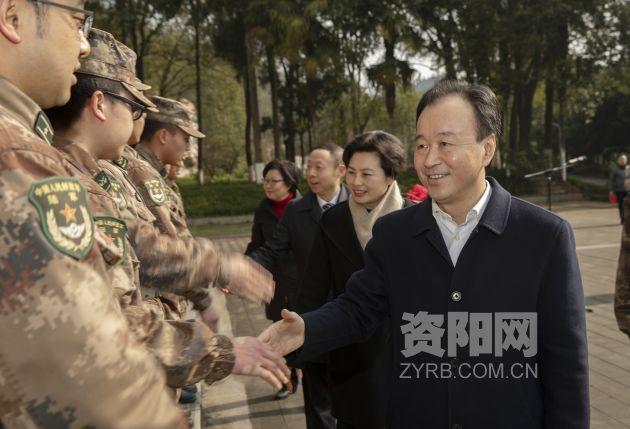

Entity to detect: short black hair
[415,80,503,141]
[313,143,344,166]
[140,120,179,142]
[342,131,406,179]
[45,74,124,131]
[263,160,300,193]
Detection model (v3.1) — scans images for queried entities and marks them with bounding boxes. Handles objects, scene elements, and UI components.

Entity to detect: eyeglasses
[102,91,146,121]
[32,0,94,38]
[263,179,284,187]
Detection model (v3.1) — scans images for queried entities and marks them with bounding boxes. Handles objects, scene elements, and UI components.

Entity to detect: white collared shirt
[317,187,341,210]
[432,180,492,266]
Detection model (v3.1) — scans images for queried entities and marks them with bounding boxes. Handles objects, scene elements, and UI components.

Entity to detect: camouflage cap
[146,96,206,139]
[79,29,157,112]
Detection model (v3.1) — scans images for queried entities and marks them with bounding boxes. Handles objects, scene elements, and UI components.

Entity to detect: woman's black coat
[246,195,300,321]
[297,199,414,428]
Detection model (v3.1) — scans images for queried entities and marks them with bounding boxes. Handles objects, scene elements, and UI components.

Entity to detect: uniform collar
[52,137,102,177]
[135,143,166,175]
[0,75,54,145]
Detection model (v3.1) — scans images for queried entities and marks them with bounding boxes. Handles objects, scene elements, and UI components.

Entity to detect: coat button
[451,291,462,302]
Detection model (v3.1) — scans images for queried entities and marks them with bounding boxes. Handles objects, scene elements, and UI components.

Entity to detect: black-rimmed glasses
[102,91,146,121]
[32,0,93,38]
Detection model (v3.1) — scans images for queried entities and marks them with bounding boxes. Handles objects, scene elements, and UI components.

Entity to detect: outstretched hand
[218,254,274,304]
[258,309,305,357]
[232,336,291,390]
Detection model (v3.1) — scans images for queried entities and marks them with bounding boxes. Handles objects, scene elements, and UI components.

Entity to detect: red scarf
[272,193,294,219]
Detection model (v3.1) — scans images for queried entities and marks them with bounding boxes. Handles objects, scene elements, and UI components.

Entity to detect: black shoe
[179,385,198,404]
[275,386,290,400]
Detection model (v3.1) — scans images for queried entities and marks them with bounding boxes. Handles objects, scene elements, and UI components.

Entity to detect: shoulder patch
[143,179,167,205]
[108,177,128,211]
[28,176,94,259]
[94,171,112,191]
[34,111,54,145]
[94,216,127,264]
[113,157,128,170]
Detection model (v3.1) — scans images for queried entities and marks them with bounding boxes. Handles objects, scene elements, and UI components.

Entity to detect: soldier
[45,28,291,390]
[615,197,630,339]
[0,1,186,427]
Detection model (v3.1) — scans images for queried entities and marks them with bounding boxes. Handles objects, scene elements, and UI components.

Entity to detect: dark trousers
[302,362,335,429]
[616,191,627,221]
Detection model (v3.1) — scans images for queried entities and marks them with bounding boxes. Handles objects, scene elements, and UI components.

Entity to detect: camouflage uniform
[125,98,231,316]
[0,76,185,427]
[47,29,236,388]
[615,197,630,339]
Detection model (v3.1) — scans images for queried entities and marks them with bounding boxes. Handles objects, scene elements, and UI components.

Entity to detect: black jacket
[248,185,349,283]
[245,193,300,321]
[296,178,590,429]
[297,198,416,428]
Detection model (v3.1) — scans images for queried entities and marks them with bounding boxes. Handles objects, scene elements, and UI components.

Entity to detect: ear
[338,163,347,178]
[158,128,169,145]
[482,134,496,167]
[0,0,22,44]
[88,91,108,122]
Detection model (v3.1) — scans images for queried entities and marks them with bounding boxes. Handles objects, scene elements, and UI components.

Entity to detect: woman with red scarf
[246,160,301,398]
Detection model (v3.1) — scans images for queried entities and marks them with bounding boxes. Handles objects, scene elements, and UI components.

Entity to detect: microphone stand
[524,156,587,211]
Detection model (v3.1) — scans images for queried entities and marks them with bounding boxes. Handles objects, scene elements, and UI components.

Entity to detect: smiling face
[414,94,495,214]
[346,151,393,209]
[263,169,291,202]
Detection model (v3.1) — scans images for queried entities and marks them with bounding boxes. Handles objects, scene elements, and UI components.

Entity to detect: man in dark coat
[248,143,348,429]
[260,80,590,429]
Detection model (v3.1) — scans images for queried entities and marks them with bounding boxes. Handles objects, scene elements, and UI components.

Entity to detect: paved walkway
[199,203,630,429]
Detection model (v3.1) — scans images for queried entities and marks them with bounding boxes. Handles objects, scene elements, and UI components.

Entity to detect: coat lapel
[322,203,364,268]
[411,200,454,269]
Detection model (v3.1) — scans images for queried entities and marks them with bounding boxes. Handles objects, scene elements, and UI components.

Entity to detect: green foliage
[567,176,608,202]
[179,180,264,217]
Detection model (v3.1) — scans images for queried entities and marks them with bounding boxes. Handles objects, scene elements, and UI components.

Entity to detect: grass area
[179,180,264,217]
[567,175,608,202]
[178,169,542,218]
[189,222,252,237]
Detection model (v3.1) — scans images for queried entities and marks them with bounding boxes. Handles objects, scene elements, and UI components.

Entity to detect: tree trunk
[509,91,519,152]
[243,76,254,181]
[543,78,554,153]
[384,38,396,120]
[192,0,204,184]
[518,79,538,150]
[246,35,263,182]
[266,48,282,159]
[306,77,317,149]
[282,64,297,162]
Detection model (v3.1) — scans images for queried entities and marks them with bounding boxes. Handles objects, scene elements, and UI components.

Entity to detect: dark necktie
[322,202,334,211]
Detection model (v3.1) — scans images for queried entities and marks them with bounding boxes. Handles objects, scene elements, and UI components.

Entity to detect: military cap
[79,29,157,112]
[146,96,206,139]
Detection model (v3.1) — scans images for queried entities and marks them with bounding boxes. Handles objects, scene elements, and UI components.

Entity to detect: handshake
[208,254,306,391]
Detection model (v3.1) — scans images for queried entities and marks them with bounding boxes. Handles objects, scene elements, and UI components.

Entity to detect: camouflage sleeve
[131,218,219,311]
[124,302,236,387]
[108,161,219,311]
[0,146,185,428]
[126,162,179,237]
[615,199,630,339]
